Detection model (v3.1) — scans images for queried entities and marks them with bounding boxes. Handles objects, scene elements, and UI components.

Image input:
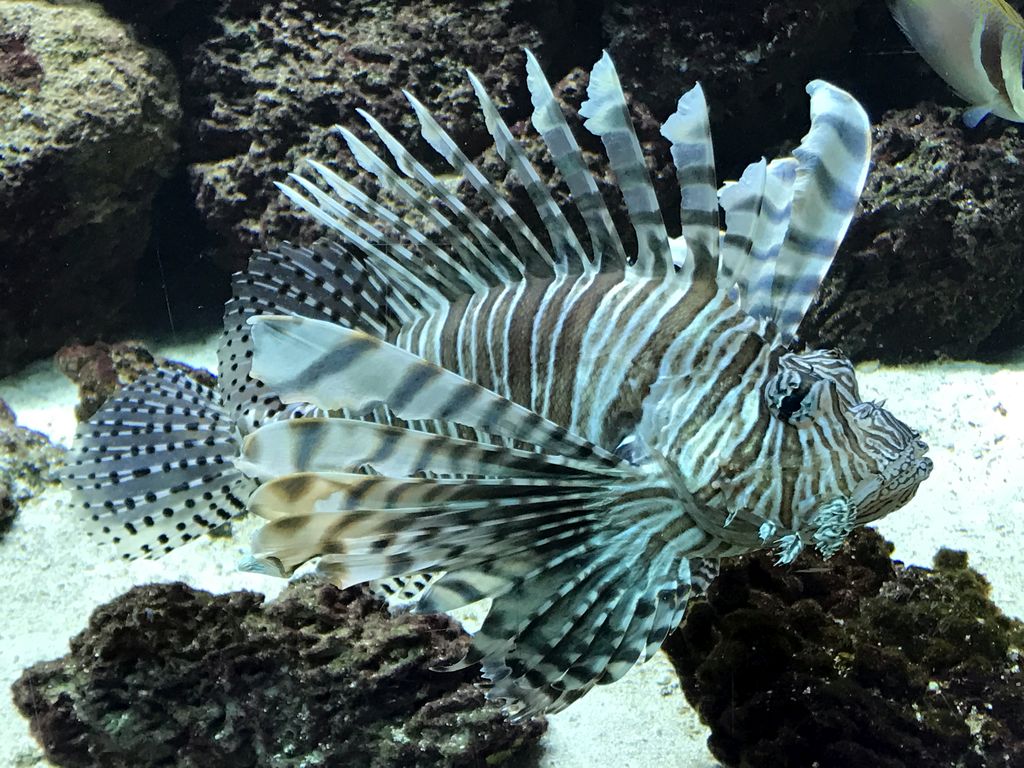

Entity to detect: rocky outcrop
[55,340,216,421]
[181,0,568,264]
[12,579,545,768]
[664,528,1024,768]
[0,399,65,537]
[0,0,180,377]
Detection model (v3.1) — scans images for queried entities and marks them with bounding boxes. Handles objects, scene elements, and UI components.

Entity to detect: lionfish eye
[778,385,810,421]
[765,369,817,426]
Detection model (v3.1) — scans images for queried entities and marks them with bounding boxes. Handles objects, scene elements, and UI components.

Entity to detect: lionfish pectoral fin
[239,313,703,715]
[247,314,623,465]
[62,368,253,561]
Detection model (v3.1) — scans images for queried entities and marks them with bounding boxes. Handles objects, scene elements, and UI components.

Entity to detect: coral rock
[664,528,1024,768]
[56,341,216,421]
[180,0,559,264]
[0,398,65,538]
[0,0,180,376]
[12,580,545,768]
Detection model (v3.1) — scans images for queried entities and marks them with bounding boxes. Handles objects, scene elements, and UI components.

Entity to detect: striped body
[65,50,932,717]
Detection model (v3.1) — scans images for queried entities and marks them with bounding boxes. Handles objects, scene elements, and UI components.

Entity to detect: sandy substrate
[1,334,1021,768]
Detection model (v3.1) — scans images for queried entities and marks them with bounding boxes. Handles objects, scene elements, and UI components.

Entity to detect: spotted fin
[367,572,439,612]
[219,240,392,433]
[62,369,252,560]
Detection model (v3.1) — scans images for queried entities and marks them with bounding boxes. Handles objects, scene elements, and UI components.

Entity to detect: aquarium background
[1,0,1022,766]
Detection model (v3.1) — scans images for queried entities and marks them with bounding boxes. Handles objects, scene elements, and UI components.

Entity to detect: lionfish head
[758,346,932,557]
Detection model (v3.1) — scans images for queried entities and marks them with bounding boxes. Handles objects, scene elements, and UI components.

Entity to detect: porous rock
[802,104,1024,362]
[56,340,216,421]
[181,0,571,264]
[0,398,65,537]
[664,527,1024,768]
[12,579,545,768]
[0,0,180,377]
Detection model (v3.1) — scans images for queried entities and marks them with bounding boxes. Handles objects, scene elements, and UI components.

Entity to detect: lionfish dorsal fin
[466,70,590,275]
[765,80,871,342]
[659,82,720,283]
[579,51,674,278]
[717,157,768,293]
[334,125,516,289]
[276,177,445,314]
[302,159,489,295]
[738,157,799,321]
[524,49,627,271]
[400,89,557,277]
[357,107,531,281]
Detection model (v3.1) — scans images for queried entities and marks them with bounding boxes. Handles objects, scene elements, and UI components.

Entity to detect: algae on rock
[0,398,65,538]
[12,579,545,768]
[665,528,1024,768]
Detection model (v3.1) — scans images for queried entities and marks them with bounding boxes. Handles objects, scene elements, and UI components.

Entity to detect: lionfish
[64,51,932,715]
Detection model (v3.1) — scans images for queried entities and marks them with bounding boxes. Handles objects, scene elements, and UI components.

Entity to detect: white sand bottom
[1,335,1021,768]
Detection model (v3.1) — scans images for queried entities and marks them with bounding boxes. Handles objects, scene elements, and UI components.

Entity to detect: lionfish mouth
[848,403,933,524]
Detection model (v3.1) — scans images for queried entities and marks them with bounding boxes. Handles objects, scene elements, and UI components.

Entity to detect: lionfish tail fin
[62,368,252,560]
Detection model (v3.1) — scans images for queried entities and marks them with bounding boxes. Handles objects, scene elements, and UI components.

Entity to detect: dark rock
[0,398,65,537]
[802,104,1024,362]
[601,0,867,180]
[12,580,545,768]
[664,528,1024,768]
[0,0,181,377]
[180,0,577,265]
[56,341,217,421]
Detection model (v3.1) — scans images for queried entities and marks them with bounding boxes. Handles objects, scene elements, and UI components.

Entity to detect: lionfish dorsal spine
[467,69,590,275]
[358,109,530,283]
[578,51,675,278]
[524,49,627,271]
[762,80,871,341]
[399,89,552,277]
[659,81,721,283]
